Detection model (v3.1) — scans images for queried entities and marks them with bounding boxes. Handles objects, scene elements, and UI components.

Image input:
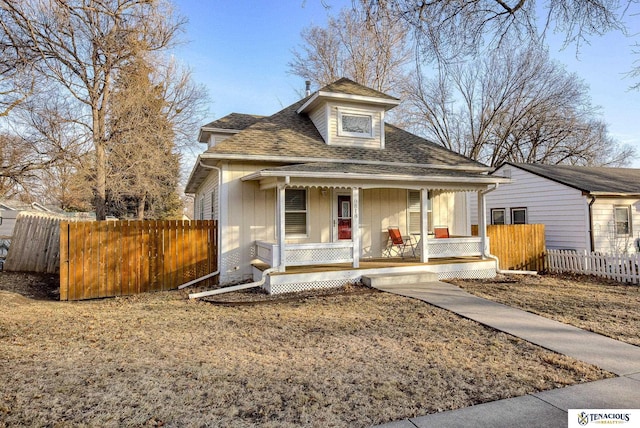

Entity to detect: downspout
[588,195,596,253]
[478,183,499,259]
[481,183,537,275]
[178,160,222,289]
[189,267,278,299]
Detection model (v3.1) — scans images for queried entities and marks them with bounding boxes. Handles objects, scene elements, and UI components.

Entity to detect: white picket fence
[547,249,640,285]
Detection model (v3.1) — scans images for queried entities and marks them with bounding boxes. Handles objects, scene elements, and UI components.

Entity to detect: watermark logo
[569,409,639,427]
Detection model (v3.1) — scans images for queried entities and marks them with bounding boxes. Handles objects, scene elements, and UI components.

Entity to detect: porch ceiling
[241,162,509,191]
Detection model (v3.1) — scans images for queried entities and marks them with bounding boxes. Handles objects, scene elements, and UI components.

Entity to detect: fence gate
[60,220,217,301]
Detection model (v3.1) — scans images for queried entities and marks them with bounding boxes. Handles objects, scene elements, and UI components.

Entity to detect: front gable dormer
[296,78,400,150]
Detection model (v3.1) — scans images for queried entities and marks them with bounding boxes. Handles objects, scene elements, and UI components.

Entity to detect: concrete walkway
[371,281,640,428]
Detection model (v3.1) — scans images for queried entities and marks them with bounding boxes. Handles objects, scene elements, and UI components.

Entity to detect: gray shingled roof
[201,113,265,131]
[505,163,640,195]
[319,77,400,101]
[204,97,486,169]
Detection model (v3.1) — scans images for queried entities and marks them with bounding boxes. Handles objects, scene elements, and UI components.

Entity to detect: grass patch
[0,272,611,427]
[450,273,640,346]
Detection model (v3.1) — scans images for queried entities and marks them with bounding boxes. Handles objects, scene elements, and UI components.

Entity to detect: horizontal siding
[592,198,640,254]
[308,104,328,143]
[327,102,383,149]
[481,165,589,252]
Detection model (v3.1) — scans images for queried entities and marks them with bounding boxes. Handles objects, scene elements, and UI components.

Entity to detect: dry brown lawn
[0,272,613,427]
[449,273,640,347]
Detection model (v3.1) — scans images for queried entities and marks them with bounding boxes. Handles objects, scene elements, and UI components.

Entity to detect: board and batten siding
[476,165,590,252]
[195,161,471,284]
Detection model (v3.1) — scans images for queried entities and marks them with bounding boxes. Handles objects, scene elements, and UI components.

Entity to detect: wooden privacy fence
[4,212,76,273]
[547,249,640,285]
[60,220,217,301]
[472,224,546,271]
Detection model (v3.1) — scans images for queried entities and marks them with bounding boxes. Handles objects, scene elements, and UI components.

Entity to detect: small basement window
[337,109,373,138]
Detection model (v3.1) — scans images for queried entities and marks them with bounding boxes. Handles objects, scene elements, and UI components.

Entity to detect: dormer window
[337,108,374,138]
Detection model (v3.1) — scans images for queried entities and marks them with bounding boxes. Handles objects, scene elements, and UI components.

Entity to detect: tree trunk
[137,194,146,220]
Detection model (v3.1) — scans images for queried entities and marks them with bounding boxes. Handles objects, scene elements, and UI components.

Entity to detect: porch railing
[255,240,354,267]
[256,236,487,268]
[426,237,488,258]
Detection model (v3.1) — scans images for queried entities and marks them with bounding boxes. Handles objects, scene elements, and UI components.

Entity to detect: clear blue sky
[172,0,640,166]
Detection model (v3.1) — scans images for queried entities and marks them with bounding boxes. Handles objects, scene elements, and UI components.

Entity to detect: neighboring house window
[614,206,632,235]
[199,196,205,220]
[511,207,527,224]
[337,108,373,138]
[407,190,431,234]
[491,208,505,225]
[285,189,308,236]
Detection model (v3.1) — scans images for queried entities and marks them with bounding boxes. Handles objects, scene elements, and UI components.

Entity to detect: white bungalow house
[474,162,640,255]
[185,78,508,293]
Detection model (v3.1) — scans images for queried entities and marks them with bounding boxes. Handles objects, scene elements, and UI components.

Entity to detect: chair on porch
[384,226,416,258]
[434,226,450,238]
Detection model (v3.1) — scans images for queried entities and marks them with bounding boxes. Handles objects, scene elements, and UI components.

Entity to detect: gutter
[178,160,222,290]
[588,195,596,253]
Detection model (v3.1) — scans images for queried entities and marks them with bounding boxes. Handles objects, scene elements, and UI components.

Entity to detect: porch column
[277,184,286,272]
[477,189,488,259]
[420,188,429,262]
[352,187,360,268]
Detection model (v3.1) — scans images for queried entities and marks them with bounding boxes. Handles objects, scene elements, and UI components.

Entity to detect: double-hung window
[285,189,308,237]
[614,206,632,235]
[407,190,432,234]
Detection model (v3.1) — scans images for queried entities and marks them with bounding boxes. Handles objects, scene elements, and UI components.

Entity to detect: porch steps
[361,271,439,288]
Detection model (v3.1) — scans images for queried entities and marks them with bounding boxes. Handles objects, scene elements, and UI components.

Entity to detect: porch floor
[253,256,485,275]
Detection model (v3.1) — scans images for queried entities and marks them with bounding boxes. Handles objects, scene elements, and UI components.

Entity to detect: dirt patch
[0,271,59,300]
[0,272,613,427]
[449,273,640,346]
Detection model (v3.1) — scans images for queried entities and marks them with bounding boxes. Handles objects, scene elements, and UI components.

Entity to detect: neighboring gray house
[473,163,640,254]
[0,201,57,259]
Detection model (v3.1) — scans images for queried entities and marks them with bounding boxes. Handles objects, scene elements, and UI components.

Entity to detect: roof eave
[242,169,510,185]
[197,127,241,143]
[296,91,401,114]
[200,152,492,173]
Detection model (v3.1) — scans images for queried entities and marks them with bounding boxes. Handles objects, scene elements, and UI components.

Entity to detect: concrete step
[362,271,439,288]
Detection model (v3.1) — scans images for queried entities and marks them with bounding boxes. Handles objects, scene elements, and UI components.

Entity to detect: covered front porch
[241,163,507,294]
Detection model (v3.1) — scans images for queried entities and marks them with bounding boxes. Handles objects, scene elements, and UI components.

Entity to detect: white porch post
[277,184,286,272]
[420,188,429,262]
[352,187,360,268]
[478,189,488,259]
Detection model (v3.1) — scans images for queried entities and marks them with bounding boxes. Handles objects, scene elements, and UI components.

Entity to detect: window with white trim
[285,189,308,236]
[199,195,205,220]
[614,205,632,235]
[407,190,432,234]
[511,207,527,224]
[337,109,374,138]
[491,208,505,225]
